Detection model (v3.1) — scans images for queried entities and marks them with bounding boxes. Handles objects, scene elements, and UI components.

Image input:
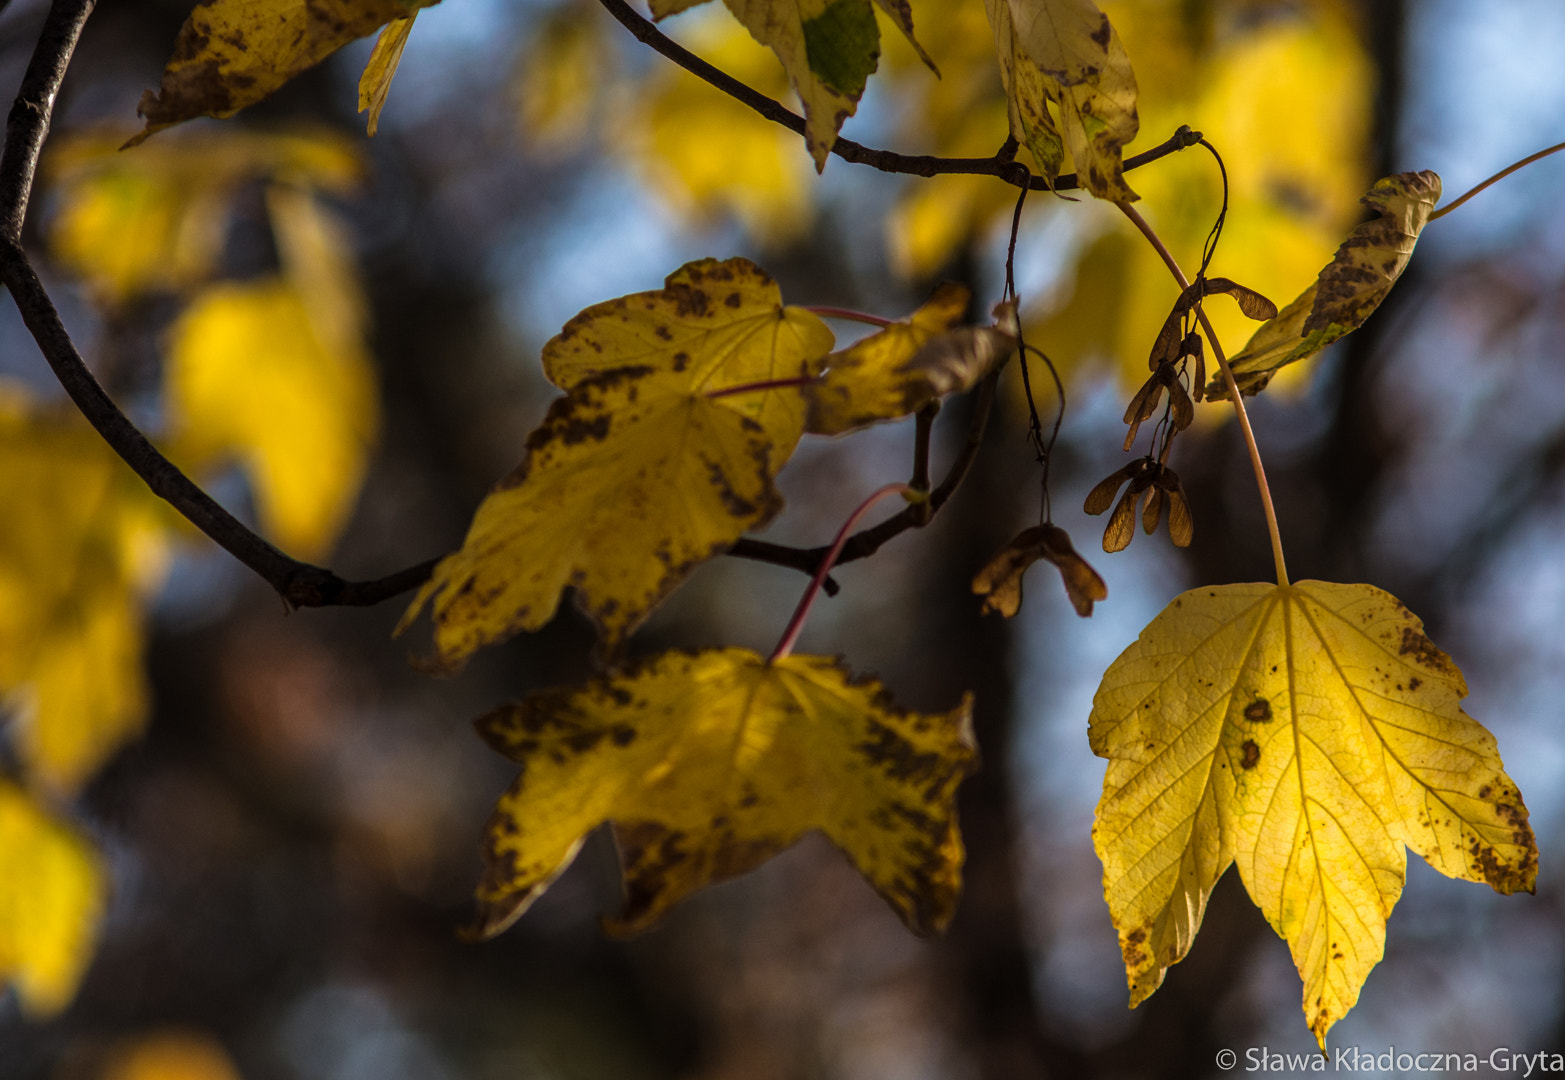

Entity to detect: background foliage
[2,0,1565,1076]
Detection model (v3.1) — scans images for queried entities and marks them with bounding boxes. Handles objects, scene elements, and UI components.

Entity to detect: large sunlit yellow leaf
[651,0,888,170]
[1091,581,1536,1047]
[0,391,168,793]
[130,0,440,144]
[471,647,976,937]
[1216,171,1441,397]
[46,129,360,305]
[806,285,1017,435]
[358,15,417,135]
[1002,0,1138,201]
[0,782,106,1015]
[401,259,833,662]
[166,277,378,560]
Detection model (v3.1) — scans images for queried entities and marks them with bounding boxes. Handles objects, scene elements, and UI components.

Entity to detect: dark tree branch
[0,238,437,607]
[0,0,93,240]
[597,0,1200,189]
[0,0,439,609]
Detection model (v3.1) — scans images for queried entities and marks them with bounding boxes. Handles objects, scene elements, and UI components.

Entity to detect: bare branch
[0,0,94,240]
[0,237,436,607]
[596,0,1200,190]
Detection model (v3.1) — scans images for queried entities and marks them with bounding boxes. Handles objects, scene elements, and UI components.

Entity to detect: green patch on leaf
[802,0,881,97]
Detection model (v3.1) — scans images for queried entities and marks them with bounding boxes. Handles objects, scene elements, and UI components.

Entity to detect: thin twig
[769,482,911,662]
[1117,203,1290,587]
[1429,139,1565,222]
[0,0,95,240]
[597,0,1200,190]
[0,238,437,606]
[729,369,998,575]
[909,400,937,524]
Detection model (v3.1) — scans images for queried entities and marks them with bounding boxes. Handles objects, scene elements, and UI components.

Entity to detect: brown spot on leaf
[1398,626,1453,673]
[1240,740,1260,770]
[1243,698,1272,722]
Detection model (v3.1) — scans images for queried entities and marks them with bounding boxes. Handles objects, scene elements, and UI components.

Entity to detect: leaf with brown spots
[996,0,1139,201]
[468,648,976,938]
[1091,581,1535,1048]
[1210,171,1441,398]
[806,286,1017,436]
[398,258,833,664]
[129,0,438,145]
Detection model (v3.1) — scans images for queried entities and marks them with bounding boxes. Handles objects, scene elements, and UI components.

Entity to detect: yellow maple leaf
[401,258,834,662]
[358,15,417,136]
[130,0,440,144]
[1091,581,1536,1047]
[806,285,1017,435]
[1215,170,1442,397]
[165,276,378,560]
[471,647,976,937]
[0,391,168,793]
[0,782,106,1015]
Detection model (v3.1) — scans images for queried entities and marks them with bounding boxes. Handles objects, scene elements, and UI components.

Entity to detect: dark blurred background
[3,0,1565,1076]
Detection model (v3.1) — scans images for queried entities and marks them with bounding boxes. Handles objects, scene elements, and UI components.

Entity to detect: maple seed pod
[1141,486,1163,535]
[1084,459,1148,516]
[972,524,1107,618]
[1180,331,1206,403]
[1157,467,1194,547]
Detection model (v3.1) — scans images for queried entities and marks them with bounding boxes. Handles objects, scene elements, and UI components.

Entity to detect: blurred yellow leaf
[400,258,833,662]
[0,782,106,1015]
[1216,170,1441,397]
[47,129,360,305]
[131,0,440,144]
[359,15,417,136]
[517,5,611,154]
[1092,581,1536,1046]
[621,14,815,240]
[0,391,168,793]
[100,1031,245,1080]
[166,277,378,560]
[471,647,976,937]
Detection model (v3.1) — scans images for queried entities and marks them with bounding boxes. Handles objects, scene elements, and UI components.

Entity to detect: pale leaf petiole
[1117,202,1290,587]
